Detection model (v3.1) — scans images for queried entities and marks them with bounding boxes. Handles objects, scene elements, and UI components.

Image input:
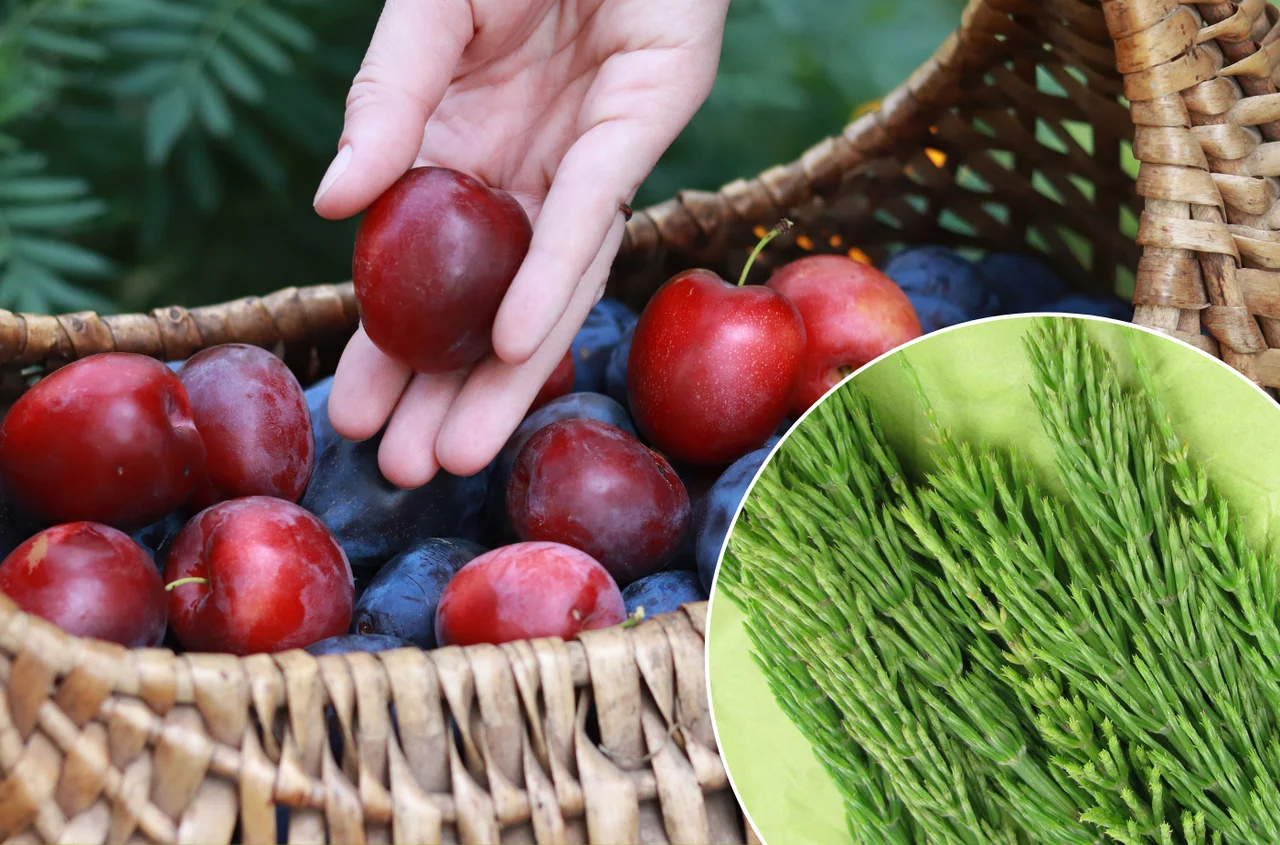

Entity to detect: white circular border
[702,311,1277,845]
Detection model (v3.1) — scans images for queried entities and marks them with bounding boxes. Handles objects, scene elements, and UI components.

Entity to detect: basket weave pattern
[0,594,740,844]
[0,0,1271,842]
[1115,0,1280,387]
[614,0,1145,312]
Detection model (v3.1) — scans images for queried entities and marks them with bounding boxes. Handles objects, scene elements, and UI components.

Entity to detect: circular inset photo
[707,314,1280,845]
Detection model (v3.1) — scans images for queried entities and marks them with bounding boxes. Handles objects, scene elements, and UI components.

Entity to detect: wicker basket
[0,0,1269,842]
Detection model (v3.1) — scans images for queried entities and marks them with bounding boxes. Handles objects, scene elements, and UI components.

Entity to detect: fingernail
[313,145,352,206]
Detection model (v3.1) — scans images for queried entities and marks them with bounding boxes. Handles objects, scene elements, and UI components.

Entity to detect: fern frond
[98,0,319,167]
[0,0,116,313]
[0,147,114,312]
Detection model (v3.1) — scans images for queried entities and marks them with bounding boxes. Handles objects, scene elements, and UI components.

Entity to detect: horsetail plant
[723,376,1102,844]
[719,317,1277,844]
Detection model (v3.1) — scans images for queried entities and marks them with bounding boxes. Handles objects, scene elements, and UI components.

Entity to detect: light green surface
[707,315,1280,845]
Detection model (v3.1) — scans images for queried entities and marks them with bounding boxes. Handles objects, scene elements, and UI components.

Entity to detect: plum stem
[165,576,209,591]
[737,219,793,287]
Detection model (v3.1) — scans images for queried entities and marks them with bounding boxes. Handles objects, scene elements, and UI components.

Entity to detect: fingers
[437,216,627,476]
[327,326,412,441]
[490,119,648,364]
[491,42,719,365]
[377,368,468,488]
[312,0,473,219]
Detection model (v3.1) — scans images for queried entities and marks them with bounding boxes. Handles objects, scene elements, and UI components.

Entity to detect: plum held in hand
[767,255,922,416]
[352,537,487,648]
[179,344,314,508]
[508,419,689,585]
[302,433,489,571]
[353,166,533,373]
[627,223,805,466]
[0,353,205,528]
[164,496,354,655]
[0,523,166,647]
[435,542,625,647]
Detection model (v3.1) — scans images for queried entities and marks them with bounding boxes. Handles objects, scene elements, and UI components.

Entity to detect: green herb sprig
[725,380,1099,843]
[720,318,1280,844]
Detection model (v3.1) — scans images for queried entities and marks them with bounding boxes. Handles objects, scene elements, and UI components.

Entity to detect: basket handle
[0,284,358,370]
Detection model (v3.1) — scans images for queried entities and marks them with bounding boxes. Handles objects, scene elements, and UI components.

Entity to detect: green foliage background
[0,0,966,315]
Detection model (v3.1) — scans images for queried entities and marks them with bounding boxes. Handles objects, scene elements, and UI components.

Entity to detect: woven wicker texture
[0,593,742,844]
[0,0,1271,842]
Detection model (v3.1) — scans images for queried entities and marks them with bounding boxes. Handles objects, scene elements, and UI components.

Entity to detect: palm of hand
[420,0,721,216]
[315,0,727,489]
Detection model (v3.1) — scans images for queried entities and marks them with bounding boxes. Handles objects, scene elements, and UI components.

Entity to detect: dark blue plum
[977,252,1068,314]
[353,566,380,603]
[352,538,487,648]
[1044,294,1134,322]
[304,376,341,456]
[908,294,969,334]
[622,570,706,618]
[276,805,290,845]
[571,298,637,393]
[130,510,187,565]
[883,247,998,319]
[671,463,718,566]
[695,444,775,592]
[0,483,37,561]
[304,633,413,656]
[673,437,777,566]
[665,553,698,572]
[301,433,489,571]
[481,392,636,545]
[604,324,634,409]
[517,392,636,440]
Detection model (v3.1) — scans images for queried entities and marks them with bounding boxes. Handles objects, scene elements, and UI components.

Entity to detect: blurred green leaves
[0,0,963,315]
[97,0,317,164]
[638,0,967,207]
[0,0,115,312]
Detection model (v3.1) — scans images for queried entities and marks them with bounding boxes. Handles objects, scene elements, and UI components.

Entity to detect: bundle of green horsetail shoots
[719,318,1280,845]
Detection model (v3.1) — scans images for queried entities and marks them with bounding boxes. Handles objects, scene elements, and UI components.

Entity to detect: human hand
[313,0,729,488]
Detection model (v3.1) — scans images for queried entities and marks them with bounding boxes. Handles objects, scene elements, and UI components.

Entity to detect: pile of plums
[0,166,1129,658]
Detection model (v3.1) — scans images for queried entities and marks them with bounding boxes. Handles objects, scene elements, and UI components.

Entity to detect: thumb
[313,0,473,220]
